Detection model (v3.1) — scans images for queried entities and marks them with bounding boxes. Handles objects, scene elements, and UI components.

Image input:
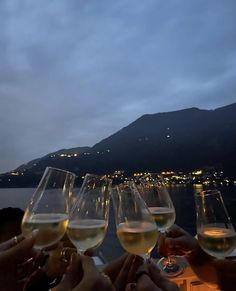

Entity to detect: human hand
[0,236,35,291]
[0,234,24,252]
[57,253,115,291]
[45,244,76,278]
[126,262,179,291]
[103,253,143,291]
[159,225,199,258]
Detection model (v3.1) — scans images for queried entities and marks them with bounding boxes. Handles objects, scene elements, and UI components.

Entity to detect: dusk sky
[0,0,236,173]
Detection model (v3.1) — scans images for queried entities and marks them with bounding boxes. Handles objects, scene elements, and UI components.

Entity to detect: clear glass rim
[195,189,221,197]
[46,166,76,177]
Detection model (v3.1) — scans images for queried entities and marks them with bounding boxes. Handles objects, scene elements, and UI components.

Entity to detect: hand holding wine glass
[112,181,158,261]
[67,174,111,254]
[195,189,236,259]
[21,167,76,250]
[139,173,184,277]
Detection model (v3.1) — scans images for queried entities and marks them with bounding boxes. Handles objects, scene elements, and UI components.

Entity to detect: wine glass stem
[167,255,174,266]
[77,248,84,255]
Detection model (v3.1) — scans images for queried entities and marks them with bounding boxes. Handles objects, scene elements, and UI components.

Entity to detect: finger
[0,234,24,251]
[66,253,82,273]
[79,255,101,283]
[65,248,77,261]
[127,256,144,283]
[166,224,185,237]
[84,248,94,257]
[2,236,35,263]
[66,253,83,286]
[135,264,151,281]
[136,274,161,291]
[33,250,49,268]
[73,256,113,291]
[149,263,179,290]
[60,247,77,263]
[103,253,129,281]
[57,253,83,290]
[17,260,34,281]
[114,254,136,290]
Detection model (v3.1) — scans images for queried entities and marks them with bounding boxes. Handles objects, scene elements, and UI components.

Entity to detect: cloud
[0,0,236,172]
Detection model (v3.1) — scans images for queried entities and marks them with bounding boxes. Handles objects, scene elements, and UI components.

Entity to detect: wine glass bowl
[67,174,111,254]
[139,173,176,231]
[195,190,236,258]
[21,167,76,249]
[112,181,158,260]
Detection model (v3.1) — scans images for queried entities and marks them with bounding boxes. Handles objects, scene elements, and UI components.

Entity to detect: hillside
[1,103,235,187]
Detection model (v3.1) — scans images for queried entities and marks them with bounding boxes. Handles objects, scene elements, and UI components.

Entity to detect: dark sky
[0,0,236,173]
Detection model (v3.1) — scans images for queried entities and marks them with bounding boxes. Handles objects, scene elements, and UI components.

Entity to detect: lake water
[1,185,236,260]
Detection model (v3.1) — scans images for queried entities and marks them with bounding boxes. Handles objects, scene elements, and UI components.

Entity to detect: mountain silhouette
[1,103,235,187]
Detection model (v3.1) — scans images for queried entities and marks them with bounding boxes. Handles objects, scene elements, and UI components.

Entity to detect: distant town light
[192,170,202,175]
[11,172,20,176]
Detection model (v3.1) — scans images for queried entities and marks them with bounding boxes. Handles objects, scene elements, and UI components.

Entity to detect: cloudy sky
[0,0,235,173]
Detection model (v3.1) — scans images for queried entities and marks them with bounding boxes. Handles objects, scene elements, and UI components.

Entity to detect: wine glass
[195,189,236,259]
[139,173,184,277]
[112,181,158,261]
[21,167,76,249]
[67,174,111,254]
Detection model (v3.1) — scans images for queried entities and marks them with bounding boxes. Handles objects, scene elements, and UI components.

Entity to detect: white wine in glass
[149,207,176,233]
[117,221,158,256]
[112,181,158,260]
[195,190,236,258]
[139,173,184,277]
[21,167,76,249]
[67,174,111,254]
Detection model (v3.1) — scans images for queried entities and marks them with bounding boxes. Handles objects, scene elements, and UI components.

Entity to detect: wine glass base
[157,256,186,278]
